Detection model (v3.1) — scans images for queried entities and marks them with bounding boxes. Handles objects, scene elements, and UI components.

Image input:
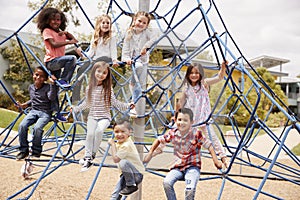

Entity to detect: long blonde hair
[125,11,152,41]
[91,14,112,48]
[87,61,112,108]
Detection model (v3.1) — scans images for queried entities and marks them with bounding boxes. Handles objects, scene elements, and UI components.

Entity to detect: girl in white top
[122,11,158,102]
[73,14,119,103]
[72,61,135,172]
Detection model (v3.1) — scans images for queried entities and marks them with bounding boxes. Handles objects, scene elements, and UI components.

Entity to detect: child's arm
[142,29,159,55]
[16,101,30,110]
[47,31,78,49]
[143,139,161,163]
[108,138,121,163]
[208,145,222,170]
[176,92,187,112]
[204,60,227,86]
[121,33,132,65]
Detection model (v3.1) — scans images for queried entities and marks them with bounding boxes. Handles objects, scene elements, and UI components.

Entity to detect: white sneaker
[128,108,137,118]
[81,158,93,172]
[79,158,85,165]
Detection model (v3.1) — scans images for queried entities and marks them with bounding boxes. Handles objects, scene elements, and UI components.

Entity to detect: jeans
[18,110,51,154]
[163,166,200,200]
[72,56,112,103]
[131,62,147,102]
[46,55,77,82]
[110,160,143,200]
[85,117,110,158]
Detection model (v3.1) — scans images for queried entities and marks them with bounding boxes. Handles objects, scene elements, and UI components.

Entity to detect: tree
[223,67,288,126]
[0,40,40,109]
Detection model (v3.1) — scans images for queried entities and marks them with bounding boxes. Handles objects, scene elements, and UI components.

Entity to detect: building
[276,77,300,117]
[249,55,299,117]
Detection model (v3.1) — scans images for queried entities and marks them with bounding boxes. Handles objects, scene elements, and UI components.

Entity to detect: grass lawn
[0,108,299,155]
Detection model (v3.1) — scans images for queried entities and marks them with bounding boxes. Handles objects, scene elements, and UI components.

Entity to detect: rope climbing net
[0,0,299,199]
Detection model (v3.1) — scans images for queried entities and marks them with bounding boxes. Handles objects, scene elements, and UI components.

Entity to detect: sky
[0,0,300,77]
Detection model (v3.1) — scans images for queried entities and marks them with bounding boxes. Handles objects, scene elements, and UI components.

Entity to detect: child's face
[94,66,108,85]
[176,112,193,134]
[100,17,111,34]
[33,69,47,88]
[49,13,61,31]
[134,15,149,33]
[189,67,201,85]
[114,124,131,143]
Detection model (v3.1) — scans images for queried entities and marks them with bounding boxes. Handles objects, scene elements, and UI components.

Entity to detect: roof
[0,28,42,48]
[276,77,300,84]
[248,55,290,69]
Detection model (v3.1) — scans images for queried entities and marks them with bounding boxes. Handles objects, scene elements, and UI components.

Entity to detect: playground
[0,0,299,199]
[0,127,299,199]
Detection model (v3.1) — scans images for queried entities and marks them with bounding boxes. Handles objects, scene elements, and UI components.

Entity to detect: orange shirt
[43,28,66,62]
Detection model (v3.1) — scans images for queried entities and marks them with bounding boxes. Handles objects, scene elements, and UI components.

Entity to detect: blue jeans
[18,110,51,154]
[163,166,200,200]
[46,55,77,82]
[110,160,143,200]
[131,63,147,102]
[46,55,77,112]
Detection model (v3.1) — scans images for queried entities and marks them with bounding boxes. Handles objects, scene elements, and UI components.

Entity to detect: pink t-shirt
[43,28,66,62]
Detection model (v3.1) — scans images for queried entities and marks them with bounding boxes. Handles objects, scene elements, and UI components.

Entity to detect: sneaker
[16,151,29,160]
[128,108,137,118]
[57,80,71,88]
[79,158,85,165]
[81,158,93,172]
[30,152,41,158]
[119,185,138,195]
[56,113,68,122]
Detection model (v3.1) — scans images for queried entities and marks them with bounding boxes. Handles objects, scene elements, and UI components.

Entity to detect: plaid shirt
[158,127,211,171]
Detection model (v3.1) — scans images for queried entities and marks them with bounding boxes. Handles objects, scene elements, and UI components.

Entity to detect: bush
[266,112,286,127]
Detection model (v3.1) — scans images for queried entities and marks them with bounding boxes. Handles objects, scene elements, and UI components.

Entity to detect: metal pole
[131,1,150,200]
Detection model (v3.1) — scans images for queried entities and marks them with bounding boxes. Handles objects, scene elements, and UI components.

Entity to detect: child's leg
[163,168,184,200]
[110,175,126,200]
[201,125,226,158]
[184,166,200,200]
[47,55,77,82]
[93,118,110,157]
[18,111,38,153]
[131,63,147,102]
[84,117,98,158]
[60,55,77,82]
[31,111,51,155]
[72,62,90,103]
[119,160,143,186]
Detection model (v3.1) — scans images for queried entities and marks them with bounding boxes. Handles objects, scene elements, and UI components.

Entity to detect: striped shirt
[158,127,211,171]
[73,85,128,120]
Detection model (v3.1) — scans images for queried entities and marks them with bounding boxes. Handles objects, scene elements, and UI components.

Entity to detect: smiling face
[94,65,109,85]
[176,112,193,135]
[188,67,201,86]
[134,15,149,33]
[99,17,111,35]
[33,68,47,89]
[49,13,61,31]
[114,124,131,143]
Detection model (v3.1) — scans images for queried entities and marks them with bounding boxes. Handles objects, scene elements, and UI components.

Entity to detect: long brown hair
[91,14,112,48]
[87,61,112,108]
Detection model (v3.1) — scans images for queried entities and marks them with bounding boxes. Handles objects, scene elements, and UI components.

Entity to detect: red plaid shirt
[158,127,211,171]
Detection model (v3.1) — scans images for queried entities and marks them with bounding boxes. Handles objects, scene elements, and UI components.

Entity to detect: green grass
[0,108,79,135]
[0,108,299,155]
[291,143,300,156]
[0,108,21,131]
